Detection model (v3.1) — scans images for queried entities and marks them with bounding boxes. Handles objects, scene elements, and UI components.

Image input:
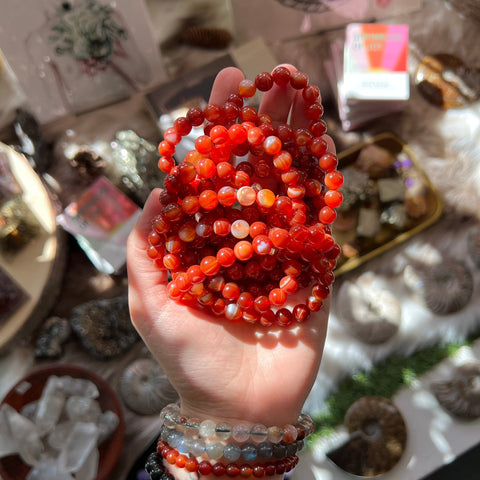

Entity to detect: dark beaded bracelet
[145,452,177,480]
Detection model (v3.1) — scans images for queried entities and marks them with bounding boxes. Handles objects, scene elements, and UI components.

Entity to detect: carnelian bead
[324,171,343,190]
[196,220,213,238]
[280,275,298,293]
[198,461,213,475]
[290,71,308,89]
[177,161,196,183]
[204,103,221,122]
[238,79,256,98]
[282,259,302,277]
[287,185,306,200]
[163,203,183,222]
[247,127,265,146]
[312,283,330,299]
[253,465,266,477]
[237,186,256,206]
[153,215,170,234]
[187,107,204,126]
[174,117,192,136]
[259,255,277,272]
[217,186,237,207]
[164,174,183,193]
[269,228,290,248]
[158,155,174,173]
[211,142,232,163]
[185,457,199,472]
[199,190,218,210]
[307,296,322,312]
[217,247,236,267]
[293,128,312,147]
[223,282,241,300]
[158,140,176,157]
[305,102,324,121]
[164,127,182,145]
[277,123,293,142]
[175,273,191,292]
[310,119,328,137]
[196,158,216,179]
[241,206,260,224]
[237,292,254,309]
[302,84,320,103]
[272,66,291,86]
[210,125,229,145]
[234,170,251,188]
[231,219,250,239]
[178,223,196,242]
[228,124,248,144]
[163,253,182,270]
[269,288,287,306]
[165,236,183,254]
[263,136,282,155]
[252,235,273,255]
[319,153,338,172]
[255,72,274,91]
[293,304,310,322]
[274,195,293,214]
[216,162,235,181]
[253,296,270,313]
[198,290,215,306]
[226,263,244,281]
[165,450,178,465]
[310,137,328,157]
[148,230,162,246]
[200,256,220,276]
[249,221,269,238]
[147,245,159,259]
[273,151,292,171]
[234,240,254,261]
[223,101,241,122]
[324,189,343,208]
[276,308,293,327]
[195,135,213,154]
[207,275,225,292]
[212,298,226,315]
[181,195,200,215]
[213,218,231,236]
[256,189,275,209]
[254,160,271,178]
[187,265,206,284]
[184,149,204,167]
[240,106,258,123]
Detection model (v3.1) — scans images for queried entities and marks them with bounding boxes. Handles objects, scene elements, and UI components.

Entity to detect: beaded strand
[149,67,343,326]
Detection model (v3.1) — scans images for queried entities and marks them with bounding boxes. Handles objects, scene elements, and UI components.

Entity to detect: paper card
[342,23,409,100]
[0,0,165,124]
[57,176,141,274]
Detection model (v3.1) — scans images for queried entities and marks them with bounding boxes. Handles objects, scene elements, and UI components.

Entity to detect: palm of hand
[127,65,333,426]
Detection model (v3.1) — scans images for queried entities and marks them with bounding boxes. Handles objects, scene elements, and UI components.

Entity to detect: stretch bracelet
[157,440,299,477]
[160,403,315,445]
[159,423,305,462]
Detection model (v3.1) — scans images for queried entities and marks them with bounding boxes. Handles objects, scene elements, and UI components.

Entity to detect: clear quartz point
[97,410,120,443]
[74,444,99,480]
[58,422,99,473]
[65,396,101,423]
[58,376,99,398]
[35,376,66,436]
[26,457,74,480]
[3,403,44,465]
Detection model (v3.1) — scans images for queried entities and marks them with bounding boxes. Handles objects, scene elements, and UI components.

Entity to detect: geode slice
[70,296,139,360]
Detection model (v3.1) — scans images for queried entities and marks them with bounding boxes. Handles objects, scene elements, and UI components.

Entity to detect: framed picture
[0,0,165,124]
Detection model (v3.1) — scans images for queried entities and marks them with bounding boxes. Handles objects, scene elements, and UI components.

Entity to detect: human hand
[127,65,334,430]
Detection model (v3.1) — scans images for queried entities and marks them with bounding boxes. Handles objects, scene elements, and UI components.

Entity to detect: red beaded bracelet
[148,66,343,326]
[157,440,299,477]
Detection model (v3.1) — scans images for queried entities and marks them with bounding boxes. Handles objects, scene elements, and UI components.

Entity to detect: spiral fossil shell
[431,362,480,419]
[119,358,178,415]
[337,281,402,344]
[327,396,407,477]
[421,261,474,315]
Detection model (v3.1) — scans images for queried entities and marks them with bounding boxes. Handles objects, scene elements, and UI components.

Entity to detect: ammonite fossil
[420,261,474,315]
[467,227,480,268]
[337,281,402,344]
[327,396,407,477]
[431,362,480,419]
[70,296,139,360]
[119,358,178,415]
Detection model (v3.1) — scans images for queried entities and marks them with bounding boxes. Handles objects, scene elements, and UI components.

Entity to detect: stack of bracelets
[147,66,343,327]
[145,403,315,478]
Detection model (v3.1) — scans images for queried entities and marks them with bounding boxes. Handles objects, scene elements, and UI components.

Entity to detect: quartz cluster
[0,375,120,480]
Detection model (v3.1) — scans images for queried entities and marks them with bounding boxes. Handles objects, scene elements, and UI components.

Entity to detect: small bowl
[0,364,125,480]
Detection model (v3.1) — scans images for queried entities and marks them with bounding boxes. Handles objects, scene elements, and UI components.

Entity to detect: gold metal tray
[334,133,443,276]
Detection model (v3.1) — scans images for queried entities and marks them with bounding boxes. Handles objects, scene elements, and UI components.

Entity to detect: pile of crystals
[0,375,120,480]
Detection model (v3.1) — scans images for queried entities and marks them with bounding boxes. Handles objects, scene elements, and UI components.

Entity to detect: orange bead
[273,151,292,171]
[237,186,257,206]
[217,247,236,267]
[256,189,275,208]
[238,79,256,98]
[269,288,287,306]
[223,282,241,300]
[217,186,237,206]
[196,158,216,178]
[263,136,282,155]
[198,190,218,210]
[234,240,254,261]
[200,256,220,276]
